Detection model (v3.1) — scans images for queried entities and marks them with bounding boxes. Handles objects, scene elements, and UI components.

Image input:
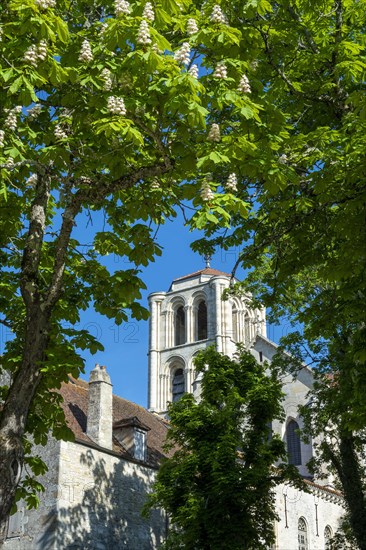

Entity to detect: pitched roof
[173,267,231,282]
[60,376,170,468]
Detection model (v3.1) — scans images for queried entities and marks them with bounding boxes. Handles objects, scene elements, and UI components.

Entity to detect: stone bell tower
[147,265,266,414]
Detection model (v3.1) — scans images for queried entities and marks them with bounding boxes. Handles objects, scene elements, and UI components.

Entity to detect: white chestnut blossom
[115,0,131,16]
[4,157,14,169]
[4,106,22,131]
[23,45,38,66]
[137,20,152,45]
[207,123,220,142]
[151,178,160,189]
[188,64,199,78]
[37,39,48,61]
[101,68,113,91]
[200,182,214,202]
[174,42,191,65]
[279,154,288,164]
[210,5,227,24]
[100,22,108,34]
[186,18,198,35]
[225,173,237,191]
[0,130,5,148]
[152,43,162,54]
[28,104,42,119]
[238,74,251,93]
[35,0,56,8]
[26,173,38,186]
[54,123,68,140]
[213,61,227,79]
[79,39,93,63]
[107,96,126,115]
[142,2,155,21]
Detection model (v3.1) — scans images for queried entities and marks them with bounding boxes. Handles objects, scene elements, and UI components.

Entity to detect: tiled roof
[60,376,170,468]
[173,267,231,282]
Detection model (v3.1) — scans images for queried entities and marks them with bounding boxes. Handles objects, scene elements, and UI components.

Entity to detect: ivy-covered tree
[145,347,302,549]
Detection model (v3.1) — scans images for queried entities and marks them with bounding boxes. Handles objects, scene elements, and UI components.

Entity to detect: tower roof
[173,267,231,282]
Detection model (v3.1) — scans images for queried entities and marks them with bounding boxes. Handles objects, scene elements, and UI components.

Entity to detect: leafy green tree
[189,0,366,546]
[144,347,302,550]
[0,0,265,536]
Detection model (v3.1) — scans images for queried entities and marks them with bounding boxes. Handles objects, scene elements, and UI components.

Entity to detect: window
[232,306,238,342]
[172,368,185,402]
[175,306,186,345]
[196,300,207,341]
[244,313,250,344]
[134,429,146,461]
[324,525,333,549]
[298,517,308,550]
[286,420,302,465]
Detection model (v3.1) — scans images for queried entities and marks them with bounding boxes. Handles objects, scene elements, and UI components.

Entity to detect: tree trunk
[332,432,366,550]
[0,306,50,544]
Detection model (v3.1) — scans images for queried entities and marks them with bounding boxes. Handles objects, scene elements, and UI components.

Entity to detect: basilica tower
[147,266,266,414]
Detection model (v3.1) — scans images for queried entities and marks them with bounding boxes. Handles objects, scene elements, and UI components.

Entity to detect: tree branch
[20,171,50,308]
[44,159,174,309]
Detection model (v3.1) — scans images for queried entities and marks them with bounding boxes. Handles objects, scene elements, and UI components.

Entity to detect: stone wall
[275,482,345,549]
[54,440,165,549]
[4,437,61,550]
[4,438,165,550]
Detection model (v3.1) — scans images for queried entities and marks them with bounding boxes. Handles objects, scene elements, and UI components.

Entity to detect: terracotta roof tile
[60,376,170,468]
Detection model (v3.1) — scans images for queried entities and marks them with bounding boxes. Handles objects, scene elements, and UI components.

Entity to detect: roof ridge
[173,267,231,282]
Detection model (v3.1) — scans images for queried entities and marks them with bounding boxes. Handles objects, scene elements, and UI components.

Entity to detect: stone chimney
[87,364,113,449]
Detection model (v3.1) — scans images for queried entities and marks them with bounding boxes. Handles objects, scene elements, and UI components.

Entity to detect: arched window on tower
[232,306,238,342]
[196,300,207,341]
[298,517,309,550]
[244,312,250,344]
[324,525,333,549]
[175,306,186,346]
[172,368,185,402]
[286,419,302,465]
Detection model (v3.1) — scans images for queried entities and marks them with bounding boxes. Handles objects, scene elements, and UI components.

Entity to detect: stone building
[147,267,346,549]
[4,367,169,550]
[4,266,347,549]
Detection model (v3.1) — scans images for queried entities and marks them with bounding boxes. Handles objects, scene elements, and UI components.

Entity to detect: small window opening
[175,306,186,345]
[287,420,302,465]
[172,368,185,402]
[232,307,238,342]
[196,301,207,341]
[298,517,308,550]
[324,525,332,549]
[134,429,146,461]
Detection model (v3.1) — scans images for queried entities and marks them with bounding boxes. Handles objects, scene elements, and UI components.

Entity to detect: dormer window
[113,417,150,462]
[134,429,147,461]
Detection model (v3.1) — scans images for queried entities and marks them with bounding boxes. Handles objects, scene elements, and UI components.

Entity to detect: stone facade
[148,267,266,413]
[273,481,344,549]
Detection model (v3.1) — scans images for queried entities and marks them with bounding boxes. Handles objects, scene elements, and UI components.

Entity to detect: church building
[4,267,346,549]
